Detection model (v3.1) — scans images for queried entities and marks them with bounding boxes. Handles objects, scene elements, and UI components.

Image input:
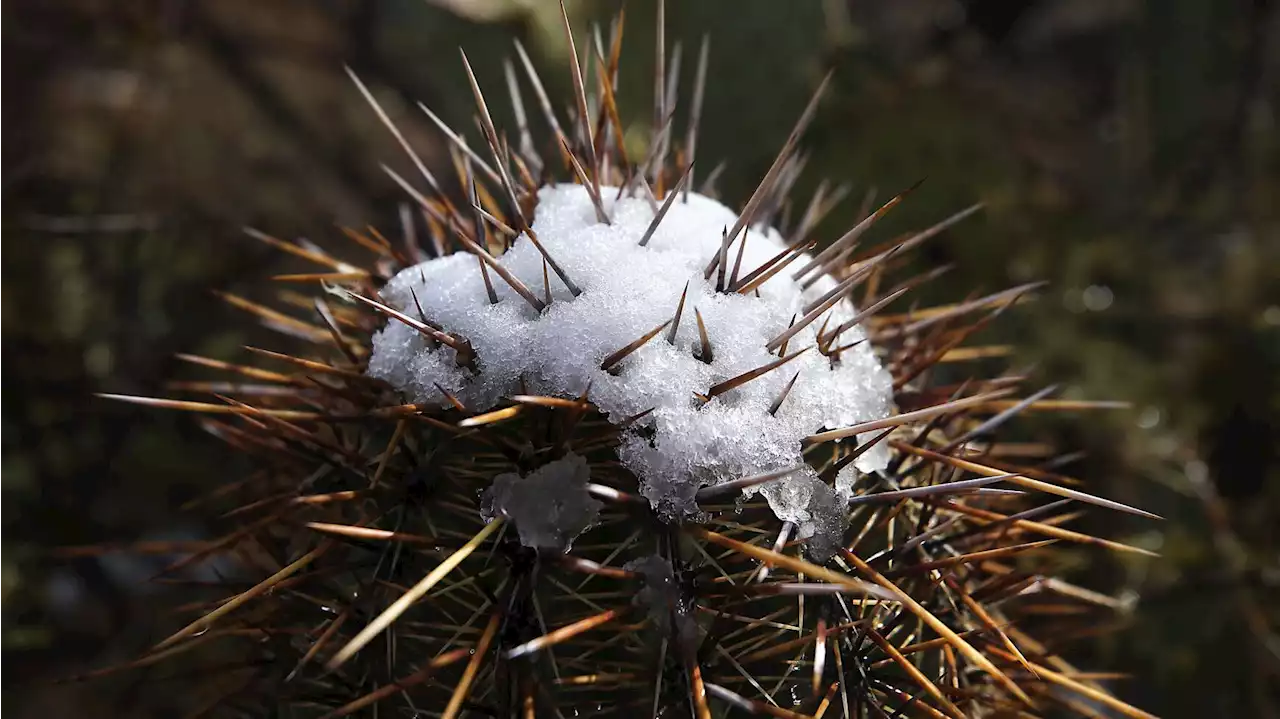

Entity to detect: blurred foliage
[3,0,1277,716]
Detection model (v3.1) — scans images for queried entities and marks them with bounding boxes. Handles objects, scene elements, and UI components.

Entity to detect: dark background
[3,0,1277,716]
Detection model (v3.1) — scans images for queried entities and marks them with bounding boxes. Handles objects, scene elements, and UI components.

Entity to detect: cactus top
[368,184,894,556]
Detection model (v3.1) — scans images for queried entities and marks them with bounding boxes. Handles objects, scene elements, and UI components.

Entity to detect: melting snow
[481,453,601,552]
[368,184,894,556]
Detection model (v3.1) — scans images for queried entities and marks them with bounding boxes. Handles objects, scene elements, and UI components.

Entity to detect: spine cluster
[88,3,1157,718]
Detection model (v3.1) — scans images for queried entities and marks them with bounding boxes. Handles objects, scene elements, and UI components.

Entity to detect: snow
[481,453,601,552]
[368,184,895,555]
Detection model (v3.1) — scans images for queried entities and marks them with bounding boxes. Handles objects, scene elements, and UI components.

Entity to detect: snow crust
[368,184,895,554]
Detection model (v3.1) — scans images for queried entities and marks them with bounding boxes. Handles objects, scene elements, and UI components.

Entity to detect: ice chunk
[481,453,601,552]
[759,471,848,562]
[369,184,895,552]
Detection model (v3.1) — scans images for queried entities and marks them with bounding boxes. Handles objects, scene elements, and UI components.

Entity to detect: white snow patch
[368,184,894,552]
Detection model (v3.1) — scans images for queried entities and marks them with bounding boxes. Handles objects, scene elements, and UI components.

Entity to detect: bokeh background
[3,0,1277,716]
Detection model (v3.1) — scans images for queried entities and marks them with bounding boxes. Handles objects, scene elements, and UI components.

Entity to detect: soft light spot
[1263,305,1280,326]
[1081,284,1113,312]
